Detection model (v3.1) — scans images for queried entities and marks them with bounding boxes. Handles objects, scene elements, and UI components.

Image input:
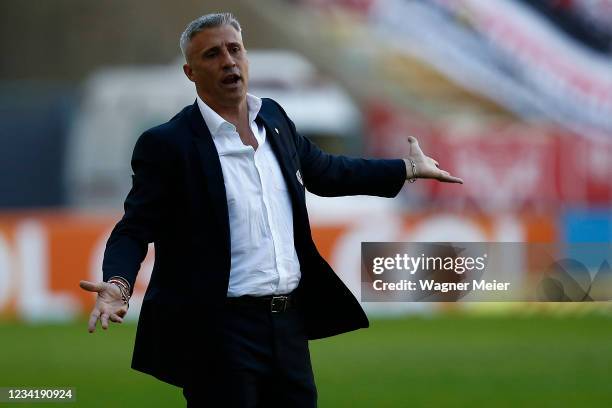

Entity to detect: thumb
[79,280,106,293]
[407,136,423,156]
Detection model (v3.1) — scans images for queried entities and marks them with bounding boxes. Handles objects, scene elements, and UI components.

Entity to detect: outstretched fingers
[437,170,463,184]
[406,137,462,184]
[82,281,127,333]
[88,307,124,332]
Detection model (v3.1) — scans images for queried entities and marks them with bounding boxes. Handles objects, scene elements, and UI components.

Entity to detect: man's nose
[220,49,236,68]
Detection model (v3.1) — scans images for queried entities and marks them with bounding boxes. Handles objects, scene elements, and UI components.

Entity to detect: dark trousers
[182,303,317,407]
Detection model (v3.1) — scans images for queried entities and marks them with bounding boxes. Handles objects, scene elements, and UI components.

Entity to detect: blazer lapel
[256,114,305,208]
[256,109,311,274]
[188,102,230,246]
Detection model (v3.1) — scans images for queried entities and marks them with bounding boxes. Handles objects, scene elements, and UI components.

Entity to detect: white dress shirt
[196,94,301,297]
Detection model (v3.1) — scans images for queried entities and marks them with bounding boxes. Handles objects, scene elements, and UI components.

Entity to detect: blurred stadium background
[1,0,611,406]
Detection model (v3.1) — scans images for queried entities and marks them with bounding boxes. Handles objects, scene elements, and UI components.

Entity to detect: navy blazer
[102,98,407,387]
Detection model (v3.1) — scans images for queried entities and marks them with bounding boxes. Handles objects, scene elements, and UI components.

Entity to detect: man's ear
[183,63,194,82]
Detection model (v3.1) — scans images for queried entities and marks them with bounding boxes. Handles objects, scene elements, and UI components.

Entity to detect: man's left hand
[404,136,463,184]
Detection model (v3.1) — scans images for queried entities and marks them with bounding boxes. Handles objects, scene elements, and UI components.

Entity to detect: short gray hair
[179,13,242,60]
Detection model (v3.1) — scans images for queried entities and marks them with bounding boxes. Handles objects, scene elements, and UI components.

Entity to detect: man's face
[183,25,249,108]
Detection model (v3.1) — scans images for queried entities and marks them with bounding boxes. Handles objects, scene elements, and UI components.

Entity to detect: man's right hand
[79,280,129,333]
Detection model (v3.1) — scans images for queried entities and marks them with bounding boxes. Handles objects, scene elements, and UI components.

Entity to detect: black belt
[225,294,296,313]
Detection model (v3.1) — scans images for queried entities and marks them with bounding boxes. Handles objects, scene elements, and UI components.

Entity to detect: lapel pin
[274,127,279,134]
[296,169,303,186]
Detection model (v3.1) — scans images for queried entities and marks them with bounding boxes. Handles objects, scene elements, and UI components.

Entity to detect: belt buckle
[271,296,288,313]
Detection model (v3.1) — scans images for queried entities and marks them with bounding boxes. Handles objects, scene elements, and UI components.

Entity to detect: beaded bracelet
[408,158,417,183]
[107,276,131,305]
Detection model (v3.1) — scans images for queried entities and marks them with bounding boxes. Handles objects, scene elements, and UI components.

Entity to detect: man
[79,12,462,407]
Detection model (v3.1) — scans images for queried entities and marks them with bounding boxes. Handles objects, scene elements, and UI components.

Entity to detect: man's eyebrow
[202,45,220,55]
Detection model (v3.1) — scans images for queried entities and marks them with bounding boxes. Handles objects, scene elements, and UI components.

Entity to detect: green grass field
[1,314,612,407]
